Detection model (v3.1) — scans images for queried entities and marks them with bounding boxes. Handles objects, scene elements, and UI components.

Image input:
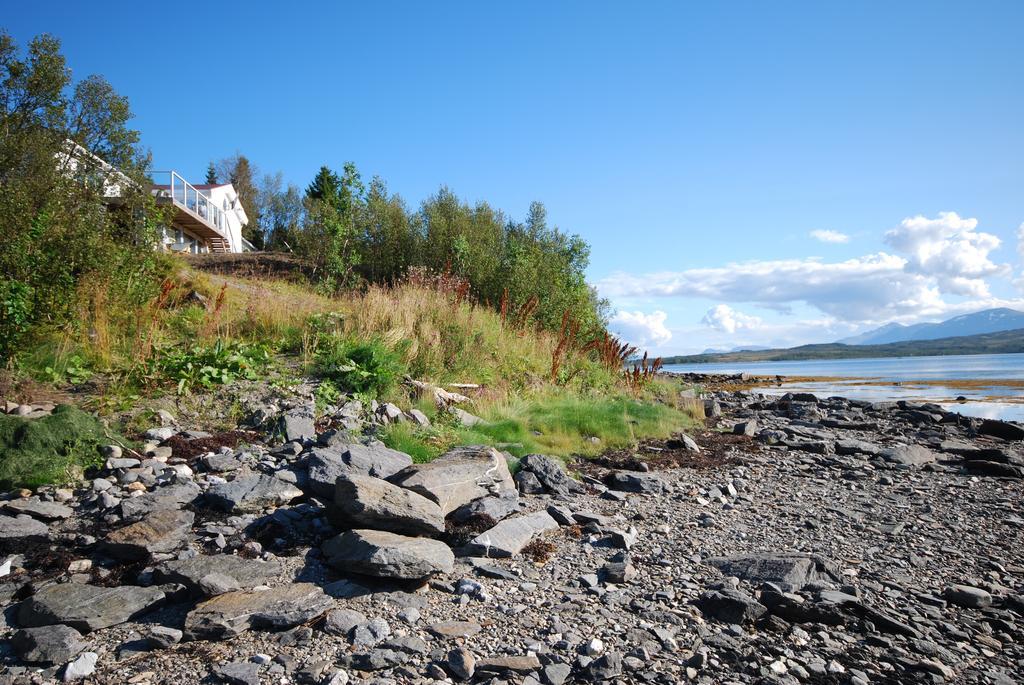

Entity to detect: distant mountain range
[664,326,1024,365]
[837,308,1024,345]
[701,345,771,354]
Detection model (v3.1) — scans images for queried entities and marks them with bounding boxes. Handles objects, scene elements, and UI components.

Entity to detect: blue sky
[6,2,1024,353]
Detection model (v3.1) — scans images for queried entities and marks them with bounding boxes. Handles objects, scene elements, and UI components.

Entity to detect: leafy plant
[315,336,406,397]
[153,340,270,394]
[41,355,92,384]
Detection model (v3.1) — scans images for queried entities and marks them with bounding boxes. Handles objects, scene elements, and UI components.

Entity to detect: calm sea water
[663,353,1024,421]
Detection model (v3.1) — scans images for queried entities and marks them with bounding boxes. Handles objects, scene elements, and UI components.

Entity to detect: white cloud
[810,229,849,244]
[701,304,762,333]
[883,211,1005,297]
[598,212,1015,326]
[608,310,672,347]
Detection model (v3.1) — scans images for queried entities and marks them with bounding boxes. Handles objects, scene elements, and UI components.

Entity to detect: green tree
[216,153,262,249]
[0,32,161,361]
[205,161,217,184]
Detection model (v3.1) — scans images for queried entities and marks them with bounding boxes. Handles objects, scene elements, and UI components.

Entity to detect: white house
[61,142,254,254]
[150,172,254,254]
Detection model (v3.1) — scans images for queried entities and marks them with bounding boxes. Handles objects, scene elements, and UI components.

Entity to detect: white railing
[149,171,229,237]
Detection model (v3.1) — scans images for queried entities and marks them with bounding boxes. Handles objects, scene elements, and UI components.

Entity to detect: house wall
[203,184,250,252]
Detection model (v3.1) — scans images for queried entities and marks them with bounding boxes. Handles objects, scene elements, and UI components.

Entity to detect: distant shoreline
[661,328,1024,364]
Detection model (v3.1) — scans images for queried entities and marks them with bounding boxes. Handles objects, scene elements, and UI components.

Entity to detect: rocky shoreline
[0,386,1022,684]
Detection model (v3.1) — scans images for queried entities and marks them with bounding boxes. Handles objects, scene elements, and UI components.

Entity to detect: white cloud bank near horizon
[601,212,1024,352]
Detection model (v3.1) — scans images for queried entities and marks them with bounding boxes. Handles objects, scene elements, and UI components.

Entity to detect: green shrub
[315,336,406,397]
[0,280,33,362]
[0,405,132,489]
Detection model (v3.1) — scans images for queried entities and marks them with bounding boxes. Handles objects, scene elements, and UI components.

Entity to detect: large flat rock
[0,514,49,539]
[322,529,454,579]
[121,481,202,522]
[879,444,937,467]
[18,583,165,632]
[705,553,838,592]
[206,475,303,513]
[387,445,514,515]
[155,554,285,595]
[332,473,444,536]
[2,497,73,521]
[462,510,559,558]
[184,583,333,639]
[306,444,413,498]
[101,509,194,560]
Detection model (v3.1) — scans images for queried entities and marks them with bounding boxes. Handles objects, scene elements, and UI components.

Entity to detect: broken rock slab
[461,510,559,558]
[322,529,455,579]
[120,481,201,522]
[184,583,333,639]
[387,445,514,515]
[331,473,445,536]
[306,444,414,498]
[100,509,194,560]
[206,474,303,514]
[705,553,839,592]
[18,583,165,633]
[155,554,285,596]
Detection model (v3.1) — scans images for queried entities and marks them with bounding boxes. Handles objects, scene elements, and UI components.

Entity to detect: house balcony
[150,171,232,252]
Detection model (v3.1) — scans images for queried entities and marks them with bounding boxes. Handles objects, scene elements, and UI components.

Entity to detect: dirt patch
[162,430,261,461]
[185,252,316,283]
[575,429,750,476]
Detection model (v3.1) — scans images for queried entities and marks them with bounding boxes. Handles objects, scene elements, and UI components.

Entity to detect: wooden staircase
[208,237,232,254]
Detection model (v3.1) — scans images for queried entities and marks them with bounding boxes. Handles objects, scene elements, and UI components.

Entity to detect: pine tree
[205,162,217,184]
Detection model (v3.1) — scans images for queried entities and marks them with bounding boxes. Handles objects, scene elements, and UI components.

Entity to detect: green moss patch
[0,405,130,489]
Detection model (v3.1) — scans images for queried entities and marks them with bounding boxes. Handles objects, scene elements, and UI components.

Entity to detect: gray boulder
[322,529,455,579]
[206,474,303,513]
[461,510,558,558]
[281,404,316,443]
[697,587,767,623]
[387,445,514,515]
[155,555,284,595]
[605,471,667,494]
[184,583,333,639]
[450,490,520,524]
[101,509,194,560]
[11,625,86,665]
[733,420,758,436]
[306,444,414,498]
[979,419,1024,441]
[332,473,445,536]
[517,454,583,496]
[18,584,165,632]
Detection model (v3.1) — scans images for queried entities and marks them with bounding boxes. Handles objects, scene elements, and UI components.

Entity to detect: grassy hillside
[2,255,699,485]
[662,328,1024,364]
